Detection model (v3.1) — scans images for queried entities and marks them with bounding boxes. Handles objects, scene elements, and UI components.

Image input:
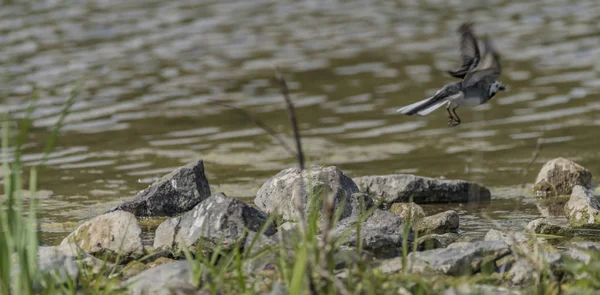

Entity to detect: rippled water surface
[2,0,600,244]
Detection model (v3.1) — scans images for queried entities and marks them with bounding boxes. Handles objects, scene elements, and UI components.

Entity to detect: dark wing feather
[447,22,481,79]
[462,36,502,89]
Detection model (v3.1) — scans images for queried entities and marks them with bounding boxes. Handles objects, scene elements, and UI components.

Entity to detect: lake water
[1,0,599,245]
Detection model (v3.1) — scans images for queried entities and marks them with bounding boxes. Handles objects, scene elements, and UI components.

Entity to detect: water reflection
[0,0,597,244]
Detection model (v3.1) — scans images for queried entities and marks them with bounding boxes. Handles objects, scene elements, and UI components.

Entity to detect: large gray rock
[60,210,144,261]
[353,174,491,204]
[332,209,413,258]
[564,185,600,228]
[154,193,276,254]
[109,160,211,217]
[379,240,511,276]
[413,210,459,236]
[122,261,198,295]
[254,165,358,221]
[525,218,573,236]
[534,158,592,196]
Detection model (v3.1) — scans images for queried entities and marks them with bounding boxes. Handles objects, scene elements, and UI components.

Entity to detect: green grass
[3,89,600,294]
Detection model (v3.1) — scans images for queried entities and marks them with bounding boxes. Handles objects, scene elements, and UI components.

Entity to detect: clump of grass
[0,81,81,294]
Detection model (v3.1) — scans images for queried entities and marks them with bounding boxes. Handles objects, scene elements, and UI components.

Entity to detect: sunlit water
[0,0,599,245]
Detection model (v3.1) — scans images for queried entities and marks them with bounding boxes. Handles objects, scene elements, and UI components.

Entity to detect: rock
[154,193,276,254]
[534,158,592,196]
[56,242,117,274]
[60,210,144,261]
[508,259,537,286]
[413,210,459,236]
[389,202,426,223]
[37,246,79,285]
[353,174,491,204]
[333,246,374,269]
[349,192,375,217]
[332,209,413,258]
[153,216,181,250]
[109,160,211,217]
[564,185,600,228]
[483,229,529,247]
[254,165,358,222]
[379,240,511,276]
[122,261,148,279]
[122,261,199,295]
[525,218,573,236]
[417,233,459,250]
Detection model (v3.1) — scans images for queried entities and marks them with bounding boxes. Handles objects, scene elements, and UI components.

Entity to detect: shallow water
[0,0,599,245]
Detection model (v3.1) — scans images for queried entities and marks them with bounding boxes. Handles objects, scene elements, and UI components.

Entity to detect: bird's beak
[499,84,508,92]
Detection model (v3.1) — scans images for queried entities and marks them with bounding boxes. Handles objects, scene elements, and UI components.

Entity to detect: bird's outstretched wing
[447,22,480,79]
[461,36,502,89]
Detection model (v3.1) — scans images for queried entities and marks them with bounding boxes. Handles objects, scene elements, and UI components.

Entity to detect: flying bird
[397,23,507,127]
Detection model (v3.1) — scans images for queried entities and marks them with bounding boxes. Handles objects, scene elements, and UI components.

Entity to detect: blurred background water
[0,0,599,244]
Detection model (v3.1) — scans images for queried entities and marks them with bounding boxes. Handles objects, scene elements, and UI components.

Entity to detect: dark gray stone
[153,193,276,254]
[109,160,211,217]
[332,209,412,258]
[379,240,511,276]
[414,210,459,236]
[254,165,358,222]
[353,174,491,204]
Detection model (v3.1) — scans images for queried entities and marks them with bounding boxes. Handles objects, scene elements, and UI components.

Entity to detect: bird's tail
[396,96,447,116]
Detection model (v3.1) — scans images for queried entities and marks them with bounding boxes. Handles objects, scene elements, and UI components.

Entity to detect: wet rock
[413,210,459,236]
[122,261,199,295]
[379,240,511,275]
[109,160,211,217]
[534,158,592,196]
[154,193,276,254]
[564,185,600,228]
[332,209,412,258]
[525,218,573,236]
[389,202,426,223]
[60,210,144,261]
[353,174,491,204]
[254,165,358,221]
[417,233,458,250]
